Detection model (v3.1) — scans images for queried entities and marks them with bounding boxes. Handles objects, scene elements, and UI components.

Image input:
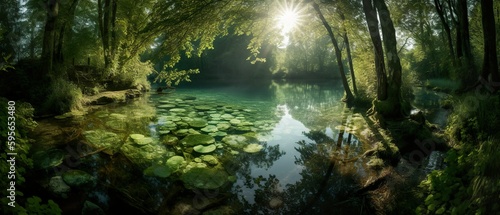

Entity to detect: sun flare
[275,1,304,48]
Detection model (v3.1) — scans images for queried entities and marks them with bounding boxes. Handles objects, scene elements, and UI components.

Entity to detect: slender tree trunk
[340,12,357,95]
[480,0,499,83]
[362,0,387,101]
[54,0,80,64]
[434,0,456,62]
[41,0,59,76]
[310,1,355,104]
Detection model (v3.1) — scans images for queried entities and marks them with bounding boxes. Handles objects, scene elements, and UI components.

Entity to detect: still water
[32,80,375,214]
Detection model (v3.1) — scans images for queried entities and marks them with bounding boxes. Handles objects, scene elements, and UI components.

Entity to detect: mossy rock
[180,167,229,190]
[181,134,215,146]
[62,170,94,187]
[193,144,216,153]
[33,148,65,169]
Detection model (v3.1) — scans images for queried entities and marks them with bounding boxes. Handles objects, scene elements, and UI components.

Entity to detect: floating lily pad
[83,130,122,154]
[201,155,219,165]
[216,122,231,131]
[166,156,185,171]
[180,167,229,190]
[194,105,213,111]
[170,108,186,113]
[158,104,176,109]
[181,134,215,146]
[243,143,263,153]
[201,125,218,133]
[222,135,249,148]
[130,134,153,145]
[209,131,227,137]
[153,165,173,178]
[193,144,216,153]
[220,114,234,120]
[188,118,208,128]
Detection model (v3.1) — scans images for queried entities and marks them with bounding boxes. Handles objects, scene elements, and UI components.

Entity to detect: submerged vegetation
[0,0,499,214]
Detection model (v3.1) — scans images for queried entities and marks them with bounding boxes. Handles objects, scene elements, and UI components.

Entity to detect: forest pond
[32,80,392,214]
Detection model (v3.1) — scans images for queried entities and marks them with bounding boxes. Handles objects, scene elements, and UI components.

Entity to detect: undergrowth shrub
[42,78,83,114]
[0,98,61,214]
[418,94,500,215]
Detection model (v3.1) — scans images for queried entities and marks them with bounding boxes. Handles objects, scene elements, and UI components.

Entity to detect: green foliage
[1,54,15,72]
[419,94,500,215]
[154,68,200,87]
[0,98,61,214]
[42,78,83,114]
[446,94,500,143]
[417,139,500,215]
[18,197,62,215]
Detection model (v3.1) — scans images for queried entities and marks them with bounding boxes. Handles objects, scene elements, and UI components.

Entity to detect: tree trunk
[41,0,59,77]
[362,0,387,101]
[480,0,499,84]
[310,1,355,104]
[340,12,358,95]
[433,0,456,62]
[374,0,404,117]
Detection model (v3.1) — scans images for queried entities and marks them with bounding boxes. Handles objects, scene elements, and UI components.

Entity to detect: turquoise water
[33,80,375,214]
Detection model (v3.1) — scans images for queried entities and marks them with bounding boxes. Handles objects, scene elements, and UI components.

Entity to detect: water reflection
[32,80,373,214]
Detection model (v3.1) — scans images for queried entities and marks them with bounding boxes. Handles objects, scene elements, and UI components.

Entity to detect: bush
[42,78,83,114]
[0,98,61,214]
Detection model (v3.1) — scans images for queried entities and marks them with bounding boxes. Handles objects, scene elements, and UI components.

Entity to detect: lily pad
[170,108,187,113]
[201,155,219,165]
[83,130,122,154]
[153,165,173,178]
[130,134,153,145]
[243,143,263,153]
[166,156,185,170]
[180,167,229,190]
[158,104,176,109]
[194,105,213,111]
[181,134,215,146]
[216,122,231,131]
[193,144,216,153]
[222,135,249,148]
[188,118,208,128]
[201,125,218,133]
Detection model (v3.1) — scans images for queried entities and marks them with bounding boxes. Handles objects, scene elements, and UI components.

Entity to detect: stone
[62,170,94,187]
[82,201,105,215]
[33,148,65,169]
[181,134,215,146]
[49,176,70,198]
